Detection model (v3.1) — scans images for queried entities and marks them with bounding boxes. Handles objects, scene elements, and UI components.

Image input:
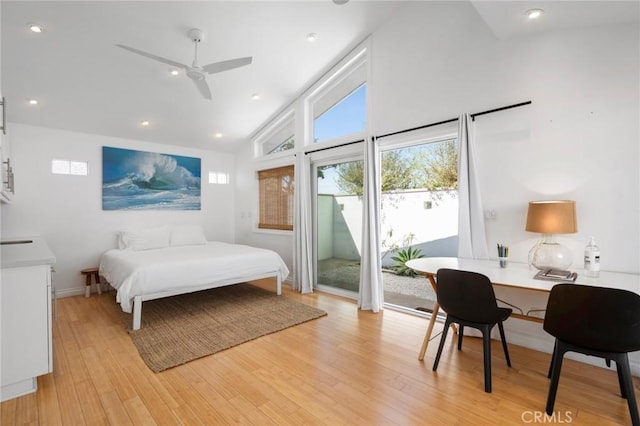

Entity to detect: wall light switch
[484,210,497,221]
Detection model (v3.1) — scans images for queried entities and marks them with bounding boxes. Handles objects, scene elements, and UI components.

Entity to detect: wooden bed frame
[130,271,283,330]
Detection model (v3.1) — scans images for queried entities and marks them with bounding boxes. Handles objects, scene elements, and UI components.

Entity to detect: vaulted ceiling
[2,1,638,153]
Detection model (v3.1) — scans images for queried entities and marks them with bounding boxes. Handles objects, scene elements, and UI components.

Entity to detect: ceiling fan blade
[115,44,188,70]
[202,57,252,74]
[192,78,212,100]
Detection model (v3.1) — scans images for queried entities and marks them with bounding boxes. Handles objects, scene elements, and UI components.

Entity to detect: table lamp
[525,200,577,270]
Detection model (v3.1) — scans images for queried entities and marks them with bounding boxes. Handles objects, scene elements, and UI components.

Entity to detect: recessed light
[214,132,223,138]
[526,9,544,20]
[27,98,38,105]
[140,120,150,127]
[306,33,318,42]
[169,68,179,76]
[27,23,44,33]
[251,93,260,100]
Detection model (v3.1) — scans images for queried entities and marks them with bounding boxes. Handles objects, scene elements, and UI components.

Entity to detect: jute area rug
[110,283,327,373]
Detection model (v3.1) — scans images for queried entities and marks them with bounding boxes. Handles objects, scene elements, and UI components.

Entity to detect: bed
[99,226,290,330]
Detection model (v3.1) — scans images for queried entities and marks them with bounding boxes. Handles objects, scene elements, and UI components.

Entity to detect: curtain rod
[375,100,531,140]
[301,100,531,154]
[304,139,364,155]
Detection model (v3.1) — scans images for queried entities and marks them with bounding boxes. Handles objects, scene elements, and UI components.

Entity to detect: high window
[258,165,294,231]
[256,111,295,157]
[311,58,367,144]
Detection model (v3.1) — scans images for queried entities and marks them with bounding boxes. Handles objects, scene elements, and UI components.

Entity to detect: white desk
[406,257,640,361]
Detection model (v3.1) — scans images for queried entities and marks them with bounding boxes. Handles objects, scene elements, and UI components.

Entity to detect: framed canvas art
[102,146,201,210]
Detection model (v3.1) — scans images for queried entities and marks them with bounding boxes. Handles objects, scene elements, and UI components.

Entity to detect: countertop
[0,237,56,268]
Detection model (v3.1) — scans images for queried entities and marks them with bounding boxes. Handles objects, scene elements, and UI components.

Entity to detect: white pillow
[119,226,170,251]
[170,225,207,247]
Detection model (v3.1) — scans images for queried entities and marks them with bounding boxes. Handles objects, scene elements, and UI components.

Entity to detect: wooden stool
[81,267,101,298]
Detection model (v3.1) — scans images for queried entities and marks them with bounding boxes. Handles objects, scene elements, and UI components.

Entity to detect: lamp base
[529,235,572,271]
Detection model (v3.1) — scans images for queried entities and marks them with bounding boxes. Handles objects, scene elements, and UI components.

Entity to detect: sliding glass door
[380,138,459,312]
[314,157,363,296]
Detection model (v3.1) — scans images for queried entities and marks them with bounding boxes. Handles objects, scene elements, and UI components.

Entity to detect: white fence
[318,190,459,266]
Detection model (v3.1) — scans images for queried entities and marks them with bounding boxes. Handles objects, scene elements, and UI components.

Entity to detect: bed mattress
[99,241,290,313]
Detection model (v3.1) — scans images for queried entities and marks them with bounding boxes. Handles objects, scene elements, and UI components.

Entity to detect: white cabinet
[0,239,55,402]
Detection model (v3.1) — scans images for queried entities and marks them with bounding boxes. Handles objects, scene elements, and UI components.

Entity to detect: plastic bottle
[584,236,600,278]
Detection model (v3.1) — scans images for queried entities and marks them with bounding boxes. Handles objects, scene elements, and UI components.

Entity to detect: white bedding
[99,241,290,313]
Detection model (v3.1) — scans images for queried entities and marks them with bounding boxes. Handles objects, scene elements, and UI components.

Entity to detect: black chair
[544,283,640,426]
[432,268,512,393]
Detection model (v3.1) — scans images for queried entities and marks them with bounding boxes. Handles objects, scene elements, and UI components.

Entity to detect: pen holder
[498,257,508,268]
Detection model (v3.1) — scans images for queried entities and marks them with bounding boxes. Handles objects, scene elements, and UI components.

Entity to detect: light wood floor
[2,280,638,425]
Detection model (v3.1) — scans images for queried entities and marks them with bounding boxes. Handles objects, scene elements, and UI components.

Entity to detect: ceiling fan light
[169,68,179,76]
[187,69,205,80]
[526,9,544,20]
[27,23,44,33]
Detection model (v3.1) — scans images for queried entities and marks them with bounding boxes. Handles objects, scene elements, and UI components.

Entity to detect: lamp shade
[525,200,577,234]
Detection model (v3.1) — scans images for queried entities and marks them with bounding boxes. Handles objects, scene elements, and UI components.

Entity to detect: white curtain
[457,114,489,259]
[358,137,384,311]
[293,154,314,293]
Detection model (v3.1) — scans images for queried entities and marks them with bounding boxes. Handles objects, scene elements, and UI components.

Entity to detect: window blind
[258,165,294,230]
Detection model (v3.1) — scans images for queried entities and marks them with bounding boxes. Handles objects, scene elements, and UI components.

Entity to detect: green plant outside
[391,246,425,277]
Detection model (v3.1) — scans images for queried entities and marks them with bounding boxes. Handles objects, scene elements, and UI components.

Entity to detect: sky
[314,84,366,194]
[314,84,366,143]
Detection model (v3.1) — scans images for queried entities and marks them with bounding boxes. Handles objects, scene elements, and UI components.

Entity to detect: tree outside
[318,139,458,196]
[317,138,459,275]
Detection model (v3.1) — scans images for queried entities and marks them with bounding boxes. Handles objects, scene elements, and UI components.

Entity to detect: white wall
[0,124,235,297]
[233,142,293,273]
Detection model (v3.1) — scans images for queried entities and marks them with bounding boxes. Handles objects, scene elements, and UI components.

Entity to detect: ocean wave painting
[102,146,201,210]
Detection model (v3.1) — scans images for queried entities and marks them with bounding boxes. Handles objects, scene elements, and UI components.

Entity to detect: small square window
[52,159,70,175]
[52,159,88,176]
[209,172,230,184]
[70,161,88,176]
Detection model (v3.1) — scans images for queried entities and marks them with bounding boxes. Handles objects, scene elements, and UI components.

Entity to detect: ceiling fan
[116,28,252,100]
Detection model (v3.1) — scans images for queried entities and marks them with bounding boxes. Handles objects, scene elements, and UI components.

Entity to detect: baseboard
[55,287,89,298]
[54,283,112,299]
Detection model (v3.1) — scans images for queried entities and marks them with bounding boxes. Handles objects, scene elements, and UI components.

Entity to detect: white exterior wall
[316,194,334,260]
